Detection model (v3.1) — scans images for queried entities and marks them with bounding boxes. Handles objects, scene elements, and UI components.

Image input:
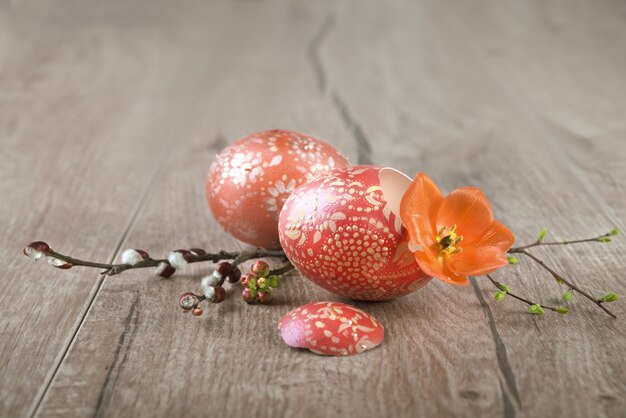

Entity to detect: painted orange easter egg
[279,301,384,356]
[278,165,431,301]
[206,130,350,248]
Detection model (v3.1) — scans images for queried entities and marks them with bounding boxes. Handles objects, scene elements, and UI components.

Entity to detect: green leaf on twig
[494,291,506,301]
[538,228,547,242]
[498,283,511,293]
[610,228,620,236]
[529,304,545,315]
[600,292,619,303]
[563,289,573,302]
[555,306,570,314]
[507,256,519,265]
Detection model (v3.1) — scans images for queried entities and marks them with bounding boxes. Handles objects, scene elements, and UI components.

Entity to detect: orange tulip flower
[399,173,514,285]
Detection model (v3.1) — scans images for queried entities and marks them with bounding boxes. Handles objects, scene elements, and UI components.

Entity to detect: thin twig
[486,274,559,313]
[47,248,287,276]
[509,233,611,253]
[270,262,295,276]
[514,249,616,319]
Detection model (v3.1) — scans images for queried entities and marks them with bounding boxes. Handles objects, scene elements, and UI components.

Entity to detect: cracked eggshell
[279,301,384,356]
[278,165,431,301]
[206,130,350,248]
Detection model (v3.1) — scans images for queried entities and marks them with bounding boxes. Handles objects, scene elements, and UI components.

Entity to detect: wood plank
[34,2,371,418]
[37,2,508,418]
[323,1,626,416]
[451,3,626,416]
[0,2,225,416]
[3,0,622,417]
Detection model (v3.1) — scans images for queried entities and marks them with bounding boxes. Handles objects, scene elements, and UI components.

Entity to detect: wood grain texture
[1,0,624,417]
[0,2,216,416]
[324,1,626,416]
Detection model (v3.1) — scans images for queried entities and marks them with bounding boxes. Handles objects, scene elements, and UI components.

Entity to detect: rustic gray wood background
[1,0,625,417]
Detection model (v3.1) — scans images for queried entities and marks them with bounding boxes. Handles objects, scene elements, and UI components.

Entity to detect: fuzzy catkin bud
[155,261,175,278]
[48,258,72,269]
[202,271,224,288]
[168,250,193,269]
[23,241,50,261]
[121,249,149,265]
[203,286,217,302]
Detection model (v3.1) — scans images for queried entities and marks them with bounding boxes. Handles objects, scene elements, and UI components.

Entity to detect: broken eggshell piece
[278,301,384,356]
[378,167,421,252]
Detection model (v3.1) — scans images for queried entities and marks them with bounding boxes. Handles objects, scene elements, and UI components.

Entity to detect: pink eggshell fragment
[278,302,384,356]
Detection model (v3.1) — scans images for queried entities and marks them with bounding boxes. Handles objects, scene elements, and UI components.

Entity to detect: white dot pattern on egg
[278,165,431,301]
[279,302,384,356]
[206,130,349,248]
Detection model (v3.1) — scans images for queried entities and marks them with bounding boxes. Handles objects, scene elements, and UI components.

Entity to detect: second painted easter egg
[206,130,349,248]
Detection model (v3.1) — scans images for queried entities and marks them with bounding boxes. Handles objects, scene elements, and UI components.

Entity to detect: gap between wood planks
[307,11,374,166]
[30,7,623,416]
[435,5,623,413]
[317,7,623,416]
[309,5,619,413]
[30,10,351,417]
[26,89,207,418]
[312,8,526,413]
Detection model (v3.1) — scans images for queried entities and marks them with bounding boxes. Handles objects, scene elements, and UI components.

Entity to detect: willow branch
[46,247,286,276]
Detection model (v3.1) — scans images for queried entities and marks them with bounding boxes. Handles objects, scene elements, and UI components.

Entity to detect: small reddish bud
[257,290,273,305]
[155,262,175,278]
[190,248,206,256]
[242,288,256,304]
[227,266,242,283]
[192,307,203,316]
[24,241,50,260]
[251,260,270,277]
[239,274,251,287]
[179,292,199,311]
[48,258,72,269]
[215,261,233,276]
[213,286,226,303]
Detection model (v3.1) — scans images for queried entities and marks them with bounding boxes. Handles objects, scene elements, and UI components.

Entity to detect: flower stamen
[435,225,463,255]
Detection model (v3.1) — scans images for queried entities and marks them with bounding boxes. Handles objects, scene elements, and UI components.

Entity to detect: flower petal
[437,187,493,243]
[403,214,438,250]
[444,221,513,276]
[414,251,469,286]
[446,246,509,276]
[400,173,443,245]
[474,220,515,253]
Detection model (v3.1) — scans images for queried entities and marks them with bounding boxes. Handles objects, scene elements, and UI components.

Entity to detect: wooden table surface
[2,0,625,417]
